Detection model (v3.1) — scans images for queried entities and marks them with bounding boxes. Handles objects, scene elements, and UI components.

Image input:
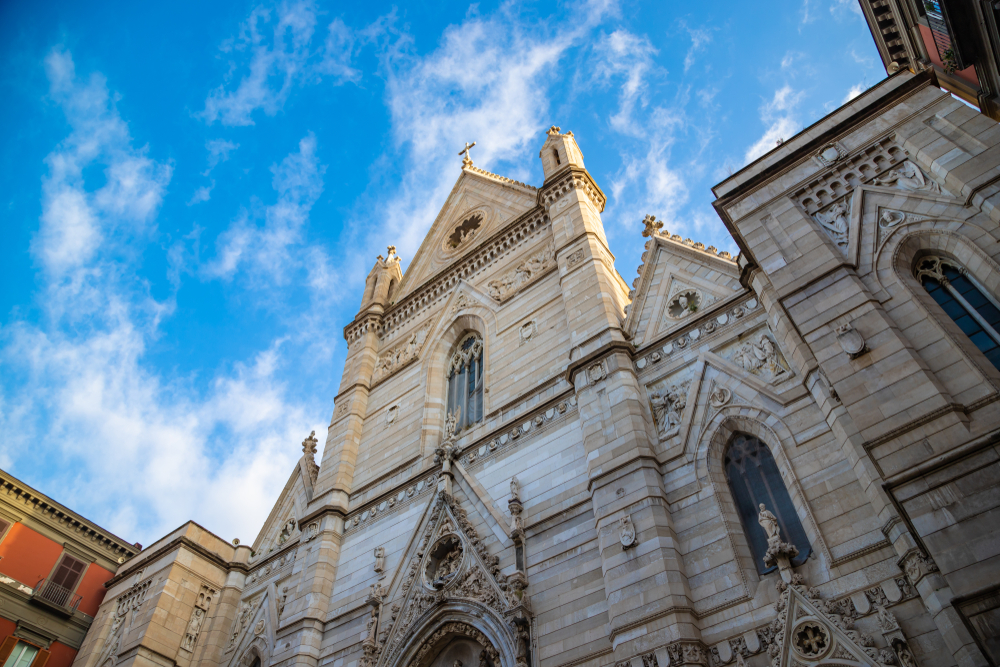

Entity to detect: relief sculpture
[486,243,555,301]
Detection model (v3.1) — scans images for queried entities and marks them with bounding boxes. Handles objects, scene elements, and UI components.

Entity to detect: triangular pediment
[395,167,538,301]
[370,489,516,667]
[625,235,741,346]
[224,589,274,667]
[251,462,308,557]
[772,581,883,667]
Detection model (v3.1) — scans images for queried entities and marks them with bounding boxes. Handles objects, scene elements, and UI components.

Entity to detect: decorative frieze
[372,324,430,384]
[485,243,556,302]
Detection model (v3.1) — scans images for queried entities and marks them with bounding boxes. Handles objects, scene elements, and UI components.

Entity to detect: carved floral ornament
[444,211,485,253]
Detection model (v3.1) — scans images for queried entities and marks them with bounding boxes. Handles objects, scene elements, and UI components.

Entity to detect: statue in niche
[182,607,205,651]
[230,600,254,645]
[650,382,687,434]
[373,546,385,573]
[814,201,849,246]
[445,407,460,440]
[758,503,780,541]
[733,335,786,379]
[427,538,463,589]
[510,476,520,501]
[875,160,940,193]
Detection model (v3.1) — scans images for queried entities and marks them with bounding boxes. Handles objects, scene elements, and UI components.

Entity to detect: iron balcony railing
[32,578,82,612]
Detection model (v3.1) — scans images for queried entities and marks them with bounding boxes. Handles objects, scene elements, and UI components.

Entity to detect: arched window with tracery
[916,255,1000,369]
[724,432,811,574]
[447,333,484,433]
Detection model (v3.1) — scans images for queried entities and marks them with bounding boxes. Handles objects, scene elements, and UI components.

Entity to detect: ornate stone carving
[649,380,689,436]
[277,586,288,618]
[642,214,664,237]
[814,201,849,246]
[225,597,261,653]
[448,335,483,376]
[815,142,846,166]
[566,249,584,266]
[759,503,799,582]
[518,321,536,345]
[180,585,214,653]
[879,209,906,228]
[385,406,398,428]
[836,323,868,359]
[874,160,940,193]
[98,576,152,665]
[587,362,606,384]
[253,619,265,636]
[900,550,938,586]
[302,431,319,483]
[709,386,732,408]
[730,333,788,382]
[666,289,702,319]
[619,515,637,549]
[374,324,430,382]
[487,243,556,302]
[277,517,296,545]
[445,211,484,252]
[374,546,385,573]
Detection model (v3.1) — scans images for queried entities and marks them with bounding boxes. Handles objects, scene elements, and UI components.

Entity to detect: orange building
[0,470,137,667]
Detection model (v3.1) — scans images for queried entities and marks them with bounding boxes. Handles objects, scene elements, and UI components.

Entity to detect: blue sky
[0,0,883,546]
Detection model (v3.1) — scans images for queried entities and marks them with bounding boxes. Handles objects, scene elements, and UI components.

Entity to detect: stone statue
[182,607,204,651]
[814,202,849,246]
[510,476,520,501]
[876,160,940,193]
[650,391,668,433]
[374,546,385,573]
[445,407,460,439]
[758,503,780,541]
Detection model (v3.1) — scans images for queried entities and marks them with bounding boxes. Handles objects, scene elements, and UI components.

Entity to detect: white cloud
[204,133,325,284]
[202,2,361,126]
[188,182,214,205]
[843,82,866,103]
[204,139,240,174]
[744,84,803,164]
[680,23,712,73]
[1,49,327,545]
[592,30,659,137]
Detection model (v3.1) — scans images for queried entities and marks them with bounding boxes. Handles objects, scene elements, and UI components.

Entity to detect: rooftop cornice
[344,205,550,343]
[462,164,536,192]
[0,469,137,561]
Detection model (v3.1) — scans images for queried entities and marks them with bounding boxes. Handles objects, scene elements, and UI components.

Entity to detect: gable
[626,235,741,347]
[395,168,538,301]
[251,460,310,557]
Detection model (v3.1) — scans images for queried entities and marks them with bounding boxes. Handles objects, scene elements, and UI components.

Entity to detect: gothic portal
[73,71,1000,667]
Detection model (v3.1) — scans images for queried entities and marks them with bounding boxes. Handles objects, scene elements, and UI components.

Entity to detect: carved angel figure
[814,201,849,246]
[876,160,940,193]
[650,392,669,433]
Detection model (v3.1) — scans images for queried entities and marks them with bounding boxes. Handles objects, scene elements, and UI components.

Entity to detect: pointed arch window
[447,333,484,433]
[724,433,811,575]
[916,255,1000,369]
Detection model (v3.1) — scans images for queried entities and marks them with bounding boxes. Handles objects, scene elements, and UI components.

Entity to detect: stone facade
[73,72,1000,667]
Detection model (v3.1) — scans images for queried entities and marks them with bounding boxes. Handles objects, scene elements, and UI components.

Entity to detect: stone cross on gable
[459,141,476,166]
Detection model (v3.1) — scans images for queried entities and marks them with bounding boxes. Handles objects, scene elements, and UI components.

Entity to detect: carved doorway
[408,622,500,667]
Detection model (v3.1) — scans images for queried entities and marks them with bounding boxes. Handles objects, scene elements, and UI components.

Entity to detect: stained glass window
[724,433,812,575]
[446,334,484,433]
[917,255,1000,370]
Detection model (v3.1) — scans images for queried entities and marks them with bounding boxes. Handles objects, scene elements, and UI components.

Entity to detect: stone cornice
[350,207,550,342]
[462,164,536,192]
[0,469,136,564]
[537,166,606,212]
[343,311,383,346]
[105,534,244,589]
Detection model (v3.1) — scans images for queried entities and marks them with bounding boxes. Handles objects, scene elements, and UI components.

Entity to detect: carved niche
[647,377,690,438]
[722,332,790,383]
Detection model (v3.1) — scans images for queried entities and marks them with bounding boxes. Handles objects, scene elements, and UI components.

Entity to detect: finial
[458,141,477,166]
[641,214,664,238]
[547,126,562,135]
[302,430,318,456]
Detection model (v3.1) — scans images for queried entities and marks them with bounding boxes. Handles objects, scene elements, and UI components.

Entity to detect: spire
[538,125,585,181]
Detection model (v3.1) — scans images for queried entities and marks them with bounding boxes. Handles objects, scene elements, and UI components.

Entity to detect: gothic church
[73,70,1000,667]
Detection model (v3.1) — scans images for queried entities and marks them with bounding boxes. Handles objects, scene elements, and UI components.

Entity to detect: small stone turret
[358,246,403,314]
[538,126,585,181]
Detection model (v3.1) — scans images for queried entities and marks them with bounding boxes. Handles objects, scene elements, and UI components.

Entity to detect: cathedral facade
[71,70,1000,667]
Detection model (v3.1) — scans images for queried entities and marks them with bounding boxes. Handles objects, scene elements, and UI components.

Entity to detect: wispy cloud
[202,1,361,126]
[204,138,240,174]
[744,84,803,164]
[1,49,325,544]
[205,133,325,284]
[679,21,712,73]
[842,82,866,103]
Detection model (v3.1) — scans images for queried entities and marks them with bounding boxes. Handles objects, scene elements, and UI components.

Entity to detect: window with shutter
[2,643,38,667]
[39,553,87,607]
